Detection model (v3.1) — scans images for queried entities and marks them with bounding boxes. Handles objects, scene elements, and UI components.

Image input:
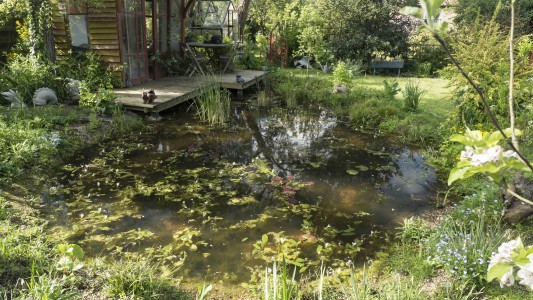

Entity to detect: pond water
[43,102,437,286]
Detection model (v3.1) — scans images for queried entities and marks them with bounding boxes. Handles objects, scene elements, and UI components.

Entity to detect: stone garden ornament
[1,89,27,109]
[33,88,58,106]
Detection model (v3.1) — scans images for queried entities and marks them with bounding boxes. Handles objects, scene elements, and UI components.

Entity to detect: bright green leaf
[448,167,469,185]
[487,263,513,282]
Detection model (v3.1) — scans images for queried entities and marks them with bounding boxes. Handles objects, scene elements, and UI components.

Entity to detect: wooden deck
[115,70,267,113]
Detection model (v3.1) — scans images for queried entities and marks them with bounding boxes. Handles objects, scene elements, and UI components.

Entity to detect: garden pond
[41,102,438,286]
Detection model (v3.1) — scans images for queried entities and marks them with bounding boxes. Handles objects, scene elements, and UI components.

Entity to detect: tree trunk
[44,27,56,62]
[237,0,251,40]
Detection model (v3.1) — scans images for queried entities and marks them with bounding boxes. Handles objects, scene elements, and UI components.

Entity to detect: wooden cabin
[52,0,237,87]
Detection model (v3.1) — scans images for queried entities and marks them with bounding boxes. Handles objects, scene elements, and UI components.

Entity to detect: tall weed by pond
[0,196,53,295]
[402,80,426,112]
[335,265,424,299]
[262,258,299,300]
[103,253,187,300]
[195,76,231,125]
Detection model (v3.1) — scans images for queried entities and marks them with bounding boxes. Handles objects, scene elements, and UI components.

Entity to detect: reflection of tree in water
[238,107,337,175]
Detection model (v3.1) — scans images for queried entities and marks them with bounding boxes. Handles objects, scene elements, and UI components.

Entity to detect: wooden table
[186,42,235,75]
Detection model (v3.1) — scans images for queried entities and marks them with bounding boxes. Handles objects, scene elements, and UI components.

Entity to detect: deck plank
[114,70,267,113]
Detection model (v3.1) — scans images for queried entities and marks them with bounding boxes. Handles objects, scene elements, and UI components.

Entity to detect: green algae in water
[43,105,438,286]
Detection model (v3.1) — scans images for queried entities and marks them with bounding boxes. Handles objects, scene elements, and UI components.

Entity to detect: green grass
[289,69,453,116]
[355,76,453,116]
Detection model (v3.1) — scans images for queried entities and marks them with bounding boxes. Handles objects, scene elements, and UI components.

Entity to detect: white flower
[485,146,502,161]
[517,267,533,289]
[498,239,520,257]
[460,146,474,160]
[470,146,502,166]
[500,269,516,288]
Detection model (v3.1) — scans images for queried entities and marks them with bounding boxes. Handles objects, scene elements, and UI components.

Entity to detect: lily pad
[346,169,359,175]
[356,165,369,171]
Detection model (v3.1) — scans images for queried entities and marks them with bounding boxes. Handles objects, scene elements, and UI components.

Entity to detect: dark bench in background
[371,60,404,77]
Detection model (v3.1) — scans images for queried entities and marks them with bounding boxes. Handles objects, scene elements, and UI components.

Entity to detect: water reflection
[44,103,438,285]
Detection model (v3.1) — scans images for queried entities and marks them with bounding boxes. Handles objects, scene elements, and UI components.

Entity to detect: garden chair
[219,41,243,73]
[181,42,207,77]
[294,56,313,69]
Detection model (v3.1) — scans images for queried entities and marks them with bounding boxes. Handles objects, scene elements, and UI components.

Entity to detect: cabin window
[69,15,90,50]
[68,4,90,51]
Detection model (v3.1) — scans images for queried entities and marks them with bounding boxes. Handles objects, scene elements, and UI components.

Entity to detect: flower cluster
[460,145,518,166]
[40,132,61,147]
[450,185,504,226]
[488,238,533,289]
[431,231,487,280]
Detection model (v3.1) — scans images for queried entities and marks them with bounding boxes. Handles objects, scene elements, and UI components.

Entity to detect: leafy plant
[402,80,426,112]
[79,82,118,115]
[332,61,351,85]
[382,80,401,101]
[448,128,529,186]
[55,244,84,275]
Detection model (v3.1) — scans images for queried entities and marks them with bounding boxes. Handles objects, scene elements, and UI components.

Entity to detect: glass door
[120,0,149,85]
[146,0,169,79]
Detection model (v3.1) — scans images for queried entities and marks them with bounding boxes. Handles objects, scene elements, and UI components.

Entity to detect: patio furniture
[219,41,242,73]
[181,42,207,77]
[371,60,404,77]
[186,42,235,74]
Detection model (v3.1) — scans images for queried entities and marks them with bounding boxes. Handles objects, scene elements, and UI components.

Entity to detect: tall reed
[196,75,231,125]
[263,257,298,300]
[402,80,426,112]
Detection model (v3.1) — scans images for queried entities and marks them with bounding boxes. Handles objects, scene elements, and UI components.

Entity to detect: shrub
[445,15,533,129]
[79,82,118,115]
[0,54,55,105]
[332,61,351,85]
[54,51,120,91]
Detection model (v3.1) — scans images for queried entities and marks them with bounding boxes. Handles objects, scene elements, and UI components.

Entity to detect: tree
[454,0,533,35]
[247,0,413,65]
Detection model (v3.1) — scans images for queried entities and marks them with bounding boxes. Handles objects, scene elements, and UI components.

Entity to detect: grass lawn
[355,75,454,117]
[289,69,454,117]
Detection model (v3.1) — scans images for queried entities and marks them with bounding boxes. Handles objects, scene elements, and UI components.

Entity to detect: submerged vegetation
[0,0,532,299]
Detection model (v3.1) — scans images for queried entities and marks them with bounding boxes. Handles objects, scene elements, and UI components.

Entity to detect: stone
[333,84,348,93]
[503,176,533,224]
[33,88,58,106]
